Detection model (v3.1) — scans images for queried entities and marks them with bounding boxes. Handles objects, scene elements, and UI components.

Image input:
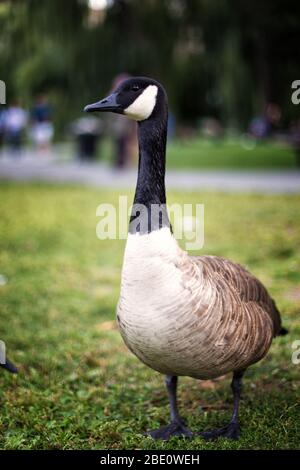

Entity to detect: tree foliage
[0,0,299,131]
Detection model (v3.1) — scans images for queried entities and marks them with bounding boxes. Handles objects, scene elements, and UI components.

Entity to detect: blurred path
[0,156,299,193]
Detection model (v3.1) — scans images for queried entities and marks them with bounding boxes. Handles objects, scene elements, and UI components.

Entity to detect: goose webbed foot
[199,370,245,441]
[199,421,241,441]
[147,419,193,440]
[147,375,193,440]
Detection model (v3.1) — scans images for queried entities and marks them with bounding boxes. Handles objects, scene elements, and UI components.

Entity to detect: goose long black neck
[129,102,170,234]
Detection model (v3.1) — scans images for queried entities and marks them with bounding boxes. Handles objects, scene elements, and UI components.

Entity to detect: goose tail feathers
[272,299,288,336]
[278,327,289,336]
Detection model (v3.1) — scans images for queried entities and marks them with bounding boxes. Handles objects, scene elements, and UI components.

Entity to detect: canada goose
[0,357,18,373]
[84,77,287,440]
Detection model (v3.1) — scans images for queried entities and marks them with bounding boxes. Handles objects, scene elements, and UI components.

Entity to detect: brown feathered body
[117,227,281,380]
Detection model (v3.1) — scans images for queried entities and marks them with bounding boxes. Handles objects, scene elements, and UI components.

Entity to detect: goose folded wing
[194,255,282,336]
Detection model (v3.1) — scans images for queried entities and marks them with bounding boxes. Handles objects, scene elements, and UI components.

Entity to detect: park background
[0,0,300,450]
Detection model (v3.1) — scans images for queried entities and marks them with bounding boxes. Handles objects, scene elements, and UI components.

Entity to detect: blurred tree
[0,0,299,134]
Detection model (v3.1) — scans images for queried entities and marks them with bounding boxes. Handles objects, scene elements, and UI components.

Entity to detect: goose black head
[84,77,167,122]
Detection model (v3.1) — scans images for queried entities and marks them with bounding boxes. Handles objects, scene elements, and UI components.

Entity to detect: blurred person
[109,74,137,169]
[249,115,269,139]
[201,117,224,141]
[70,116,103,161]
[0,109,5,149]
[167,112,176,140]
[265,102,281,134]
[290,119,300,167]
[30,94,54,154]
[2,99,28,156]
[249,103,281,140]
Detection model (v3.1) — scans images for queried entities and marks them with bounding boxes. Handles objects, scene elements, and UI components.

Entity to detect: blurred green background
[0,0,299,135]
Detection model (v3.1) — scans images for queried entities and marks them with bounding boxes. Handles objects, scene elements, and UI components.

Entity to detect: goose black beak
[84,92,121,113]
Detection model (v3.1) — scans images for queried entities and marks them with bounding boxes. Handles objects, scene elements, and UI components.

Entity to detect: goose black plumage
[85,77,287,440]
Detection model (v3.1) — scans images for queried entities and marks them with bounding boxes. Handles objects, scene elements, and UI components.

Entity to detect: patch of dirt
[95,320,117,331]
[197,376,227,390]
[285,286,300,301]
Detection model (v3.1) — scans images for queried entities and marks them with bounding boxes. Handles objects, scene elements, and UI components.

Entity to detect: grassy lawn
[0,182,300,450]
[167,138,297,170]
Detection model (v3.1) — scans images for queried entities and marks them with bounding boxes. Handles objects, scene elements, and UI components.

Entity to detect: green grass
[0,182,300,450]
[167,138,297,169]
[94,137,297,169]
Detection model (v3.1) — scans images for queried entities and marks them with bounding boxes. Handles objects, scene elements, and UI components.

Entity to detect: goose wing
[193,255,282,336]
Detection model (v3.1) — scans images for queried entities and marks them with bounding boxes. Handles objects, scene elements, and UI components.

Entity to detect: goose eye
[132,85,139,92]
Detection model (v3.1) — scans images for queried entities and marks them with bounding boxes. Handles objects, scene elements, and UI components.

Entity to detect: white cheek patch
[124,85,158,121]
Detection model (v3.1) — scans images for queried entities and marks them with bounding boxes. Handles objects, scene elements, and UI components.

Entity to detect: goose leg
[199,370,245,440]
[148,375,193,440]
